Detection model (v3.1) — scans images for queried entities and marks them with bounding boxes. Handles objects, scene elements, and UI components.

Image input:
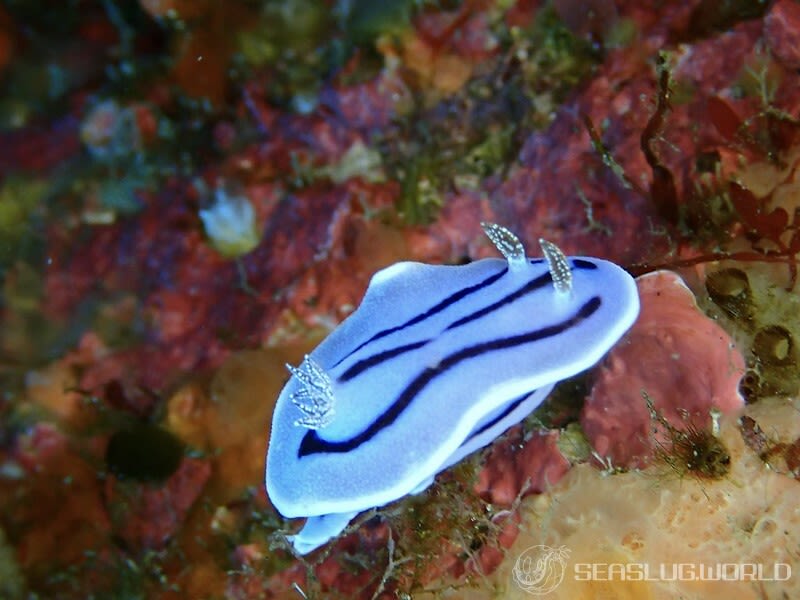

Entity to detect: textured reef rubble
[2,0,800,598]
[582,270,746,470]
[483,396,800,600]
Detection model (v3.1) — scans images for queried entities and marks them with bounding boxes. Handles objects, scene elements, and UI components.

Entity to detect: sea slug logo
[512,544,570,595]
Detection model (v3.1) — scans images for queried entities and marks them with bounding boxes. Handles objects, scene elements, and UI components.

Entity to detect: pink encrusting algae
[3,0,800,598]
[582,270,746,469]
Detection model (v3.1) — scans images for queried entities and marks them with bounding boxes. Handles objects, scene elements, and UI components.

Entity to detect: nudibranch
[266,223,639,554]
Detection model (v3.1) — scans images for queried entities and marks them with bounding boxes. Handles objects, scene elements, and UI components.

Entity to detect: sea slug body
[266,223,639,554]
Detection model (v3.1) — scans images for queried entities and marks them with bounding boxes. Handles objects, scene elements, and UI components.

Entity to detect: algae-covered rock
[0,527,25,600]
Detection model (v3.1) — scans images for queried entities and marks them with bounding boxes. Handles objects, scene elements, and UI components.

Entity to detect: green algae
[383,2,603,224]
[6,2,800,599]
[344,0,414,44]
[397,152,445,225]
[510,5,602,129]
[0,177,48,271]
[0,527,25,600]
[235,0,341,113]
[556,422,593,464]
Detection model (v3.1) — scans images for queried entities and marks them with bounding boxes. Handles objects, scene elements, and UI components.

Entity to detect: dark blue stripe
[463,390,533,442]
[331,265,508,368]
[445,272,550,332]
[339,339,429,382]
[572,259,597,270]
[299,296,602,457]
[337,258,599,382]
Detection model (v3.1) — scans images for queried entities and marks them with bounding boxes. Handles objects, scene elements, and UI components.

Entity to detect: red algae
[6,1,800,597]
[402,4,499,97]
[475,428,571,507]
[105,456,211,551]
[765,0,800,70]
[2,424,110,572]
[582,270,746,469]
